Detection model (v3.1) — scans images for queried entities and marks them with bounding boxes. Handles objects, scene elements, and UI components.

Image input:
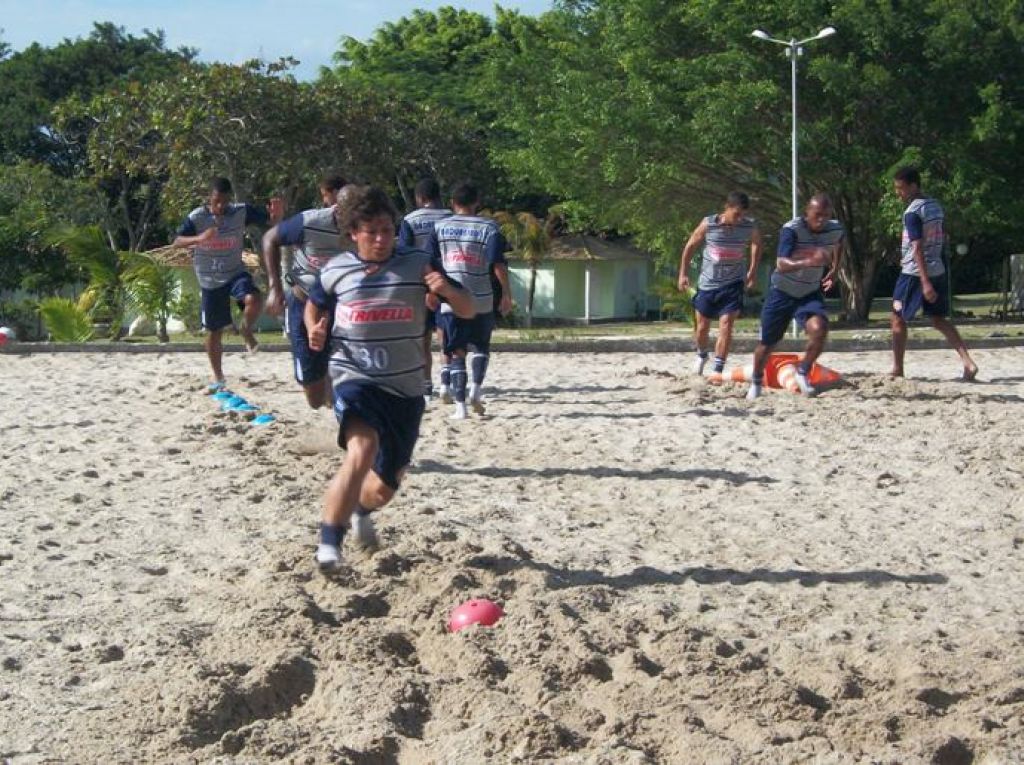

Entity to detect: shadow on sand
[415,459,777,485]
[463,554,947,590]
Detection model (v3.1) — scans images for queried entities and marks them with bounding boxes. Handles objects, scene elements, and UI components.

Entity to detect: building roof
[142,244,262,271]
[509,234,652,262]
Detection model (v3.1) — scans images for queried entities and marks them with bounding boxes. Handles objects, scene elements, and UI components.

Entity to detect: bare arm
[678,219,708,291]
[304,299,329,351]
[493,262,513,315]
[746,227,763,289]
[910,240,938,301]
[425,269,475,318]
[172,227,216,249]
[822,241,842,291]
[261,226,286,317]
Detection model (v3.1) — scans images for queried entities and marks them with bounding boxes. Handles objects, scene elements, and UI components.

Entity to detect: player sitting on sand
[305,185,474,571]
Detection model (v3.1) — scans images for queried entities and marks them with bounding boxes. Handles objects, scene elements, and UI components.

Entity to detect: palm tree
[124,256,181,343]
[38,297,93,342]
[494,211,554,328]
[48,225,132,340]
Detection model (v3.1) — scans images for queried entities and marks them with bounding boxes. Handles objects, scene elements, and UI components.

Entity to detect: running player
[426,181,512,419]
[746,194,843,400]
[398,178,453,402]
[172,177,282,390]
[890,166,978,380]
[305,186,473,571]
[262,174,350,409]
[678,191,762,382]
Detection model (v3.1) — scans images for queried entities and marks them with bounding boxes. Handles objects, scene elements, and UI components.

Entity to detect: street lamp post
[751,26,836,219]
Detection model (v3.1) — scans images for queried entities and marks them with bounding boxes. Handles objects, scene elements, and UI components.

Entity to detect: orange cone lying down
[727,353,841,392]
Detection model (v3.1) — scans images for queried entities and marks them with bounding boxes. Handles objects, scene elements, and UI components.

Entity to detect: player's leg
[201,285,232,388]
[205,329,225,387]
[449,350,469,419]
[350,391,424,549]
[468,313,495,414]
[229,272,261,352]
[930,316,978,380]
[891,312,909,378]
[317,415,379,570]
[422,308,436,401]
[710,311,738,382]
[922,274,977,380]
[794,296,829,396]
[286,291,331,409]
[890,273,917,378]
[747,289,790,399]
[796,315,829,396]
[692,299,711,375]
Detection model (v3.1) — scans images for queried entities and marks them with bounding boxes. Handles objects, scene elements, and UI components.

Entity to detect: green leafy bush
[39,297,93,342]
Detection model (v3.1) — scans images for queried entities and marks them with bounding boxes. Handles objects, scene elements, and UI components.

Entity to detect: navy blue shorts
[892,273,948,320]
[333,381,425,490]
[438,311,495,355]
[693,281,744,319]
[284,291,329,385]
[759,288,828,346]
[201,272,258,332]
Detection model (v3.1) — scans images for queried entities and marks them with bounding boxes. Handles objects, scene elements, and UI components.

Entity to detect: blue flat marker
[251,413,276,426]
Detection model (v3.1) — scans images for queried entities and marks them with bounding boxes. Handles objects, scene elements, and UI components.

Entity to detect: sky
[0,0,554,80]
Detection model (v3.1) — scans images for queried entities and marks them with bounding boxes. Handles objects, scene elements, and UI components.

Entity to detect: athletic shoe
[794,370,817,397]
[745,382,762,400]
[439,385,453,404]
[315,543,342,572]
[450,402,468,420]
[350,511,380,550]
[693,354,708,376]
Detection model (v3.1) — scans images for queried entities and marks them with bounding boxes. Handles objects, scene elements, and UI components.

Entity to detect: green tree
[329,7,496,118]
[54,81,175,253]
[494,210,554,327]
[487,0,1024,320]
[48,224,133,339]
[124,256,181,342]
[0,22,193,172]
[0,161,105,294]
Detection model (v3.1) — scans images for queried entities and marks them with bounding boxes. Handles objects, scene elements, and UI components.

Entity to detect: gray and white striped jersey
[771,217,844,298]
[178,203,268,289]
[308,247,433,398]
[698,214,758,290]
[428,214,506,316]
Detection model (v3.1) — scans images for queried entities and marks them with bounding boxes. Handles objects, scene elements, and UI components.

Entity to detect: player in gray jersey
[890,166,978,381]
[304,186,474,572]
[172,177,282,390]
[746,194,843,400]
[398,178,453,402]
[678,191,762,382]
[262,174,351,408]
[427,181,512,419]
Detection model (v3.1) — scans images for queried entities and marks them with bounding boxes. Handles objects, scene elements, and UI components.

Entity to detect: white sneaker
[350,511,380,550]
[468,384,485,415]
[450,402,468,420]
[693,354,708,376]
[315,543,342,572]
[745,382,762,400]
[794,370,817,397]
[439,385,453,404]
